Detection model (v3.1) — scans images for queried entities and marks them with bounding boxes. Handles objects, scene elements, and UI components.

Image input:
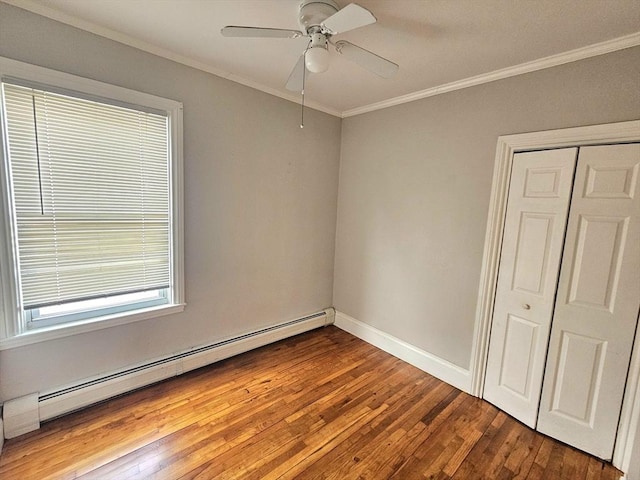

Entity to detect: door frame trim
[469,120,640,472]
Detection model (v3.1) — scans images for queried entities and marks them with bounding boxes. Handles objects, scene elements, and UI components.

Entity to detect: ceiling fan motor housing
[298,0,339,33]
[221,0,397,92]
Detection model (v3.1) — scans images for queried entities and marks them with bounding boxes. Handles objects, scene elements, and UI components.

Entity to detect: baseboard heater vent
[36,308,334,422]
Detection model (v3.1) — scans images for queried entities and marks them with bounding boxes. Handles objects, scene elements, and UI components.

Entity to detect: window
[0,58,184,346]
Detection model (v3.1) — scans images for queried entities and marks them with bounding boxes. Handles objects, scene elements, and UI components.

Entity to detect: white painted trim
[37,309,333,422]
[470,120,640,473]
[2,393,39,438]
[170,92,185,311]
[3,0,638,118]
[613,313,640,476]
[0,56,183,111]
[341,32,640,117]
[0,304,185,350]
[334,311,471,393]
[1,0,341,118]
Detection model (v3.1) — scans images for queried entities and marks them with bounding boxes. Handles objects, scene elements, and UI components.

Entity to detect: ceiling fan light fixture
[222,1,399,96]
[305,46,330,73]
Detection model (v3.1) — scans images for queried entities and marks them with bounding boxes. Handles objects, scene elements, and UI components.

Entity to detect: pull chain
[300,66,305,129]
[300,41,311,129]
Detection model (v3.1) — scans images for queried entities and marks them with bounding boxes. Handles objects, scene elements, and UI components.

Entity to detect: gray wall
[0,3,341,402]
[1,1,639,419]
[334,46,640,369]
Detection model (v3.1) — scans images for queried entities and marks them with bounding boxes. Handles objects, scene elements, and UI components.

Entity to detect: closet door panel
[537,143,640,460]
[483,148,577,427]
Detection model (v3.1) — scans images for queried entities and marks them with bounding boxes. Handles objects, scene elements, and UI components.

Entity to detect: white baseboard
[29,309,334,423]
[334,311,471,393]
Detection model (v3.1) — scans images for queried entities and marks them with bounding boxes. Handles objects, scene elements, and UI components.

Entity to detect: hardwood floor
[0,326,622,479]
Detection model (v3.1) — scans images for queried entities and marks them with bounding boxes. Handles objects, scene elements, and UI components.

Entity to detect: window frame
[26,288,171,329]
[0,57,185,350]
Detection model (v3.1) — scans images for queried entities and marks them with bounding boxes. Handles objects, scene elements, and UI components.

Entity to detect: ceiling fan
[221,0,399,92]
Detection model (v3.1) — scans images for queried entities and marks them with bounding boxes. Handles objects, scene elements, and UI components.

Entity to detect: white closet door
[484,148,577,427]
[537,143,640,460]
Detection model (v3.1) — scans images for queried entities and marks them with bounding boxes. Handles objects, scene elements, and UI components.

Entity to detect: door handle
[523,304,531,310]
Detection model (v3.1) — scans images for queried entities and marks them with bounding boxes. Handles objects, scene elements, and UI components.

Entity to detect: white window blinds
[2,82,171,309]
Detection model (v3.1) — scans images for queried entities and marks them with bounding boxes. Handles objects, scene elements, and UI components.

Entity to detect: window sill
[0,303,185,350]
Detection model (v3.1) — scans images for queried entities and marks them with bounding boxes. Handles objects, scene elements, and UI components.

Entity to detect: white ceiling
[5,0,640,116]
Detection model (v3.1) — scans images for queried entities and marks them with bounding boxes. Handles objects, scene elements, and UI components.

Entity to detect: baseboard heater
[4,308,333,433]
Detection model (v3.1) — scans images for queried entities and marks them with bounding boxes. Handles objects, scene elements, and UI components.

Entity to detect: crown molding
[342,31,640,117]
[1,0,342,118]
[4,0,639,120]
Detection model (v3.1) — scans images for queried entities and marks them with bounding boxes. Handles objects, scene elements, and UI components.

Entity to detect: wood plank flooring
[0,326,622,479]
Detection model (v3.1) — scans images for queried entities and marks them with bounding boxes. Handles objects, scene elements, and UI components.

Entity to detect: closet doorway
[483,143,639,459]
[470,120,640,472]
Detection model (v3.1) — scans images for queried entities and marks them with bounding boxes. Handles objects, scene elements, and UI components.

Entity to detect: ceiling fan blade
[334,40,398,78]
[322,3,376,34]
[285,55,306,92]
[221,26,303,38]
